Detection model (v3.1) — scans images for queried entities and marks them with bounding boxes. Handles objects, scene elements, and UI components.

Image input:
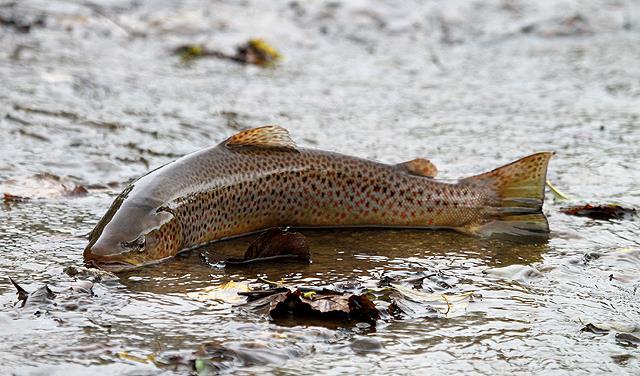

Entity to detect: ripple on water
[1,0,640,374]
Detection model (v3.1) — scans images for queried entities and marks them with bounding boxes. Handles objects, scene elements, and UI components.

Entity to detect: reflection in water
[118,229,549,294]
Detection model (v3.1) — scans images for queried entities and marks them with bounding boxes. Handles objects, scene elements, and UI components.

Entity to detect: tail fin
[461,152,554,239]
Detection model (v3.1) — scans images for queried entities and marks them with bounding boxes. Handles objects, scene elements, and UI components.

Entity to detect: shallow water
[1,0,639,374]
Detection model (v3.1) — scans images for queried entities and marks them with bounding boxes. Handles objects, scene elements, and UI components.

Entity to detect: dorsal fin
[224,125,297,152]
[396,158,438,178]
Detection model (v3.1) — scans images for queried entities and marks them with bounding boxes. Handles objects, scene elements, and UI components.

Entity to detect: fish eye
[122,235,146,252]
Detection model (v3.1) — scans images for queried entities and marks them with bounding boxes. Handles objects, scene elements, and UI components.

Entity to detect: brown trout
[84,126,553,271]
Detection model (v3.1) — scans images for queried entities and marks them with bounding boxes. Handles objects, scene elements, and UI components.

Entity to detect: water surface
[1,0,639,374]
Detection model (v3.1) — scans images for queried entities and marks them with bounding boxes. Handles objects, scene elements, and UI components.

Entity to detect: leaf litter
[560,204,637,220]
[578,319,640,348]
[191,229,482,325]
[243,288,380,325]
[546,180,637,221]
[174,38,281,66]
[388,283,481,318]
[8,276,98,318]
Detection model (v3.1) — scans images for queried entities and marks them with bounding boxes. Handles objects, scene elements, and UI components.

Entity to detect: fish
[84,126,553,271]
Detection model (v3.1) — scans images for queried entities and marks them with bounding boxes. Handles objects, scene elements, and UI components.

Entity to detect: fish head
[84,194,182,272]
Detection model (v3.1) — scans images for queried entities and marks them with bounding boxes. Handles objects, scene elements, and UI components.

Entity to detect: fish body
[84,126,552,271]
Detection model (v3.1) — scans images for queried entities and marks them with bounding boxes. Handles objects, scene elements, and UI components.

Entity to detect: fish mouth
[85,258,139,272]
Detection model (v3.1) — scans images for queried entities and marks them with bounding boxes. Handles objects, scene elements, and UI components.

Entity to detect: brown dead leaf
[3,193,29,203]
[186,281,251,304]
[243,289,379,325]
[561,204,637,220]
[225,228,310,266]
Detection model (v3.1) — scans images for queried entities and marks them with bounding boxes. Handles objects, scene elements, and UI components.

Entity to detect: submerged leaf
[10,278,57,308]
[615,333,640,347]
[186,281,251,304]
[560,204,637,220]
[225,228,310,266]
[9,277,97,317]
[242,289,379,325]
[482,264,543,282]
[577,318,638,333]
[244,229,308,259]
[389,283,478,317]
[378,270,457,291]
[581,323,609,335]
[388,292,441,319]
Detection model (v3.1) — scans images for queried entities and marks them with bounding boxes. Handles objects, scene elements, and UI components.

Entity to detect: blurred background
[1,0,639,375]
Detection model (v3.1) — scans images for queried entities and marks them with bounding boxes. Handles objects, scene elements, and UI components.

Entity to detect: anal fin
[466,213,549,240]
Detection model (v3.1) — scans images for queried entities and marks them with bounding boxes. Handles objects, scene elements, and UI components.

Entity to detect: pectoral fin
[396,158,438,178]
